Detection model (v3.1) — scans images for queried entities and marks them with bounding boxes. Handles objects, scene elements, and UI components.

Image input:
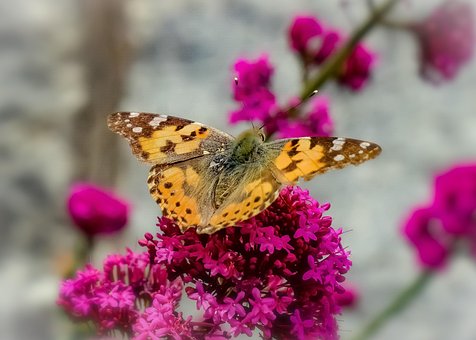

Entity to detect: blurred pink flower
[67,183,129,237]
[277,96,334,138]
[337,43,376,91]
[229,55,277,123]
[335,283,360,308]
[413,1,475,84]
[403,207,450,269]
[288,15,341,65]
[402,164,476,269]
[288,15,324,55]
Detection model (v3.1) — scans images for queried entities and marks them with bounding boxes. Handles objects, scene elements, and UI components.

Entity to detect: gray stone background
[1,0,476,339]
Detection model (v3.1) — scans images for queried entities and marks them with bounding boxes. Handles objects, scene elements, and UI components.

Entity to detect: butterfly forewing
[108,112,234,164]
[267,137,381,184]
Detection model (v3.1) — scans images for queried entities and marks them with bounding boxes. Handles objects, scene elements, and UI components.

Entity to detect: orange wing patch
[202,172,281,234]
[137,124,210,161]
[108,112,232,164]
[148,164,202,230]
[270,137,382,184]
[273,138,326,183]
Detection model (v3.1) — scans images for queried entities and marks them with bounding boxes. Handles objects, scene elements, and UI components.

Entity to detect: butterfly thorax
[212,128,270,208]
[230,128,266,164]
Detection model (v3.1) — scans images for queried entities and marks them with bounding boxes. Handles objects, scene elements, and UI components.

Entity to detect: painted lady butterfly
[108,112,381,234]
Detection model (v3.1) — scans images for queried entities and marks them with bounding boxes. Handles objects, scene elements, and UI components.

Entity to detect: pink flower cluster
[67,183,129,237]
[413,1,474,84]
[59,187,351,339]
[229,55,334,138]
[229,15,376,133]
[289,15,376,91]
[58,249,182,335]
[402,164,476,269]
[138,186,351,339]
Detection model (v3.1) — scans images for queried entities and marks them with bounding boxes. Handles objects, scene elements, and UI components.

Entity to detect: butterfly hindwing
[267,137,381,184]
[108,112,234,164]
[202,169,281,234]
[147,157,217,231]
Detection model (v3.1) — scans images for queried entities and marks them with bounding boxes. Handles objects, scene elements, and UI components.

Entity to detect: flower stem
[300,0,400,100]
[351,270,433,340]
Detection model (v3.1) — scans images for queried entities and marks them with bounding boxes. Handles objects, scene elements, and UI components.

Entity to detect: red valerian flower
[337,43,376,91]
[402,164,476,269]
[59,187,351,339]
[288,15,342,65]
[288,15,325,56]
[229,55,277,123]
[412,1,475,84]
[143,186,350,339]
[67,183,129,237]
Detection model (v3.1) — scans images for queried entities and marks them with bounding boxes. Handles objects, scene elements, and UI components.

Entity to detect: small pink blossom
[402,163,476,269]
[413,1,475,84]
[288,15,324,55]
[67,183,129,237]
[338,43,376,91]
[335,283,359,308]
[288,16,342,65]
[229,55,277,123]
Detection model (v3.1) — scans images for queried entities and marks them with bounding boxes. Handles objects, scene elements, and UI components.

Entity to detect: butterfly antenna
[234,77,239,86]
[286,90,319,113]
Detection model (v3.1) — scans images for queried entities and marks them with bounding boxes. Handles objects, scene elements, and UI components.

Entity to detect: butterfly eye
[259,132,265,141]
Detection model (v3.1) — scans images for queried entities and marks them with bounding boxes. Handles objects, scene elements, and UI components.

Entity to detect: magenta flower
[288,15,324,56]
[335,283,359,308]
[413,1,475,84]
[402,163,476,269]
[58,249,183,336]
[277,96,334,138]
[229,55,277,123]
[337,43,376,91]
[67,183,129,237]
[141,186,350,339]
[288,16,342,65]
[60,187,351,339]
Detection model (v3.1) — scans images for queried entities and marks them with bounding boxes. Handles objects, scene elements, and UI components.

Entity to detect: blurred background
[1,0,476,339]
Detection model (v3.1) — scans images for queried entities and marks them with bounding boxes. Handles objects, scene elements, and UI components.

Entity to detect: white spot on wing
[126,123,132,128]
[331,138,346,151]
[132,127,143,133]
[149,115,167,127]
[129,112,140,117]
[334,155,345,161]
[360,142,371,149]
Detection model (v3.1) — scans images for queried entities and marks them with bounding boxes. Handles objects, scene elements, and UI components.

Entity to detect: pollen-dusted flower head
[67,183,129,237]
[402,163,476,269]
[413,1,475,83]
[139,186,351,339]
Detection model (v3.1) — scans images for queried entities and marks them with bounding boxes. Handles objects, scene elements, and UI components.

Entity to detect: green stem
[300,0,400,100]
[351,270,434,340]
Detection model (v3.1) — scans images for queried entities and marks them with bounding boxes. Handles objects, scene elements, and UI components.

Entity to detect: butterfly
[108,112,381,234]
